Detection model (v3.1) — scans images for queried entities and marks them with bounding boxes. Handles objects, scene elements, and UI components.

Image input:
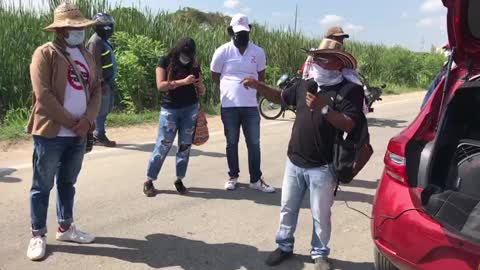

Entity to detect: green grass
[0,105,222,142]
[383,86,423,95]
[0,0,440,142]
[0,121,29,141]
[0,1,444,123]
[107,110,158,126]
[0,110,157,141]
[0,88,418,142]
[202,102,221,116]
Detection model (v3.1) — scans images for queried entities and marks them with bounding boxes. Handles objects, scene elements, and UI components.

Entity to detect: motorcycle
[359,73,384,113]
[258,73,384,120]
[258,74,299,120]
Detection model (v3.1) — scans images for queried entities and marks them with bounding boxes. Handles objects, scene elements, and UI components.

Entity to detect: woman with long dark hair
[144,37,205,197]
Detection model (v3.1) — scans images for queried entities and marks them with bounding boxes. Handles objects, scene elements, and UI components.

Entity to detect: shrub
[113,31,165,112]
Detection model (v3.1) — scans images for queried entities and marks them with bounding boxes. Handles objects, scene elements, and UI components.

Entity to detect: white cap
[230,14,250,33]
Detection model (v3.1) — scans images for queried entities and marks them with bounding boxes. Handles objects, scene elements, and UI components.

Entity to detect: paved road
[0,92,424,270]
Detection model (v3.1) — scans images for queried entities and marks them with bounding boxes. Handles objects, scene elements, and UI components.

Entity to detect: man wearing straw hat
[242,38,365,269]
[303,27,364,87]
[26,1,101,261]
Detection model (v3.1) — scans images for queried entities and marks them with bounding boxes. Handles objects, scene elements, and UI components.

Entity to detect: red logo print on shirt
[67,61,90,90]
[251,56,257,64]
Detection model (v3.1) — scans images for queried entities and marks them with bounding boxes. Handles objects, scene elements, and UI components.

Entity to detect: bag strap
[49,42,90,103]
[332,83,354,196]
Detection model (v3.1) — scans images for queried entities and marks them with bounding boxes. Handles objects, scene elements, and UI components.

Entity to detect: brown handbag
[192,70,209,146]
[193,108,209,146]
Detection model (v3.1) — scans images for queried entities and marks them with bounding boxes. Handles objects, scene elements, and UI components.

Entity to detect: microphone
[306,80,318,95]
[306,80,318,112]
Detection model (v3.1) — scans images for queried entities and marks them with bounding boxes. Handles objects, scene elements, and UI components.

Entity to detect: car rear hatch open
[421,79,480,244]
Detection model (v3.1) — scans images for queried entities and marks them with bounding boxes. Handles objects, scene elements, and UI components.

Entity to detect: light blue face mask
[64,30,85,46]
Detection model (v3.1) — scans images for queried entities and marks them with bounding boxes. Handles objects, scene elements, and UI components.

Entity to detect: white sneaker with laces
[225,177,238,190]
[56,224,95,244]
[249,178,275,193]
[27,236,46,261]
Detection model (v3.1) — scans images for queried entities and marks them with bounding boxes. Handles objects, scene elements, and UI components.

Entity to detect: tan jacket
[27,41,102,138]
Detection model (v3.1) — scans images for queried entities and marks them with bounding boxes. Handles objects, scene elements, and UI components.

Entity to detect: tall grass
[0,0,445,123]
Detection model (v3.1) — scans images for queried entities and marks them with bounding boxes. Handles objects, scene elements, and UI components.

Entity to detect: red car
[371,0,480,269]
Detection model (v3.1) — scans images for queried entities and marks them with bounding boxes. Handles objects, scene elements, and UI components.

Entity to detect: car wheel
[374,248,399,270]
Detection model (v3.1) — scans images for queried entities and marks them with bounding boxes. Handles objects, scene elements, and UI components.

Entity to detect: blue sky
[24,0,448,51]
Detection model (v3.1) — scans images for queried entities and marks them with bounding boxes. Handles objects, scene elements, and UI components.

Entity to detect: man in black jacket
[87,12,117,147]
[242,39,364,270]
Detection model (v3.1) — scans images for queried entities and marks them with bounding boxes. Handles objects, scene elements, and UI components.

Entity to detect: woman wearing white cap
[210,14,275,193]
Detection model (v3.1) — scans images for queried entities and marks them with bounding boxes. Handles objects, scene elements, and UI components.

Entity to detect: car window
[469,0,480,39]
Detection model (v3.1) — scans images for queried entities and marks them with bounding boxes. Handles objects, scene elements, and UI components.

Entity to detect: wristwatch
[321,105,331,115]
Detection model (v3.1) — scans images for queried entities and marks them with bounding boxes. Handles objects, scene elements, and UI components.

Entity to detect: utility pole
[294,4,298,33]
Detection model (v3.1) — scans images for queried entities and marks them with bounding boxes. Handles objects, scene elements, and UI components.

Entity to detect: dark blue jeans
[221,107,262,183]
[95,83,115,137]
[30,136,86,236]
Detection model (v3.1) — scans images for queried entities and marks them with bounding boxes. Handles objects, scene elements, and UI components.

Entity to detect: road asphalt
[0,92,425,270]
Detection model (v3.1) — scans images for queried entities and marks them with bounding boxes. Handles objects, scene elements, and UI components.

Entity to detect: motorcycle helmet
[93,12,115,39]
[93,12,115,26]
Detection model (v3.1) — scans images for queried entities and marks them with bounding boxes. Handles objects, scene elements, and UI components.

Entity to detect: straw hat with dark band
[326,26,349,38]
[304,38,357,70]
[44,2,97,32]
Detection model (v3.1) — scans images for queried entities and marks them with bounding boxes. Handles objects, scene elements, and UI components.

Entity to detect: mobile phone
[192,68,200,79]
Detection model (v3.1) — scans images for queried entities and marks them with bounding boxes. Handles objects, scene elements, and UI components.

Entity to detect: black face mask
[96,25,114,40]
[233,31,250,48]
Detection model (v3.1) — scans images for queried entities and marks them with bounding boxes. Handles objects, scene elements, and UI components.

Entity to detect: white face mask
[342,69,363,86]
[64,30,85,46]
[179,53,192,65]
[311,64,343,87]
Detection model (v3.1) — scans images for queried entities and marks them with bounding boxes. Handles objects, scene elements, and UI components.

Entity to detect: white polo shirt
[210,41,266,108]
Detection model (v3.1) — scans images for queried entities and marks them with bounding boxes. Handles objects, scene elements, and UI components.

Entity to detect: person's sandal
[174,179,187,194]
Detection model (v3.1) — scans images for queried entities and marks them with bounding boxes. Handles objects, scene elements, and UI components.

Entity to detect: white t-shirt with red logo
[57,47,90,137]
[210,41,266,108]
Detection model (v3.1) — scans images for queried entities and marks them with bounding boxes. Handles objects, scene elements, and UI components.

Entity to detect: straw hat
[325,26,349,38]
[44,1,97,32]
[305,38,357,70]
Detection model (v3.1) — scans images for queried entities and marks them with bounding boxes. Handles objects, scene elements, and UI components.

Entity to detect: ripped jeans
[147,103,199,181]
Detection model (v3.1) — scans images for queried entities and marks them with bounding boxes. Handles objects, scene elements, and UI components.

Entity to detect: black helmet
[92,12,115,26]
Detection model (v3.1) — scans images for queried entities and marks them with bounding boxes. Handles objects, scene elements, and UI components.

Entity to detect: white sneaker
[27,236,46,261]
[56,224,95,244]
[225,177,238,190]
[249,178,275,193]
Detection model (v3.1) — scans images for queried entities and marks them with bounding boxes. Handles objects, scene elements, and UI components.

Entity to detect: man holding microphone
[242,38,364,270]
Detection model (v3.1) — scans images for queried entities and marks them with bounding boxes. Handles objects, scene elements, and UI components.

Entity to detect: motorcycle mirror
[381,84,387,89]
[276,74,289,87]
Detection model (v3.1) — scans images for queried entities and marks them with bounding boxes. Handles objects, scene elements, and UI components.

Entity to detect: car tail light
[384,135,409,184]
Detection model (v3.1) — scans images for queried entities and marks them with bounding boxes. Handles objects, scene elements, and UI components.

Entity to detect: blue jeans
[95,85,115,137]
[221,107,262,183]
[421,68,446,109]
[30,136,86,236]
[276,159,336,259]
[147,103,199,181]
